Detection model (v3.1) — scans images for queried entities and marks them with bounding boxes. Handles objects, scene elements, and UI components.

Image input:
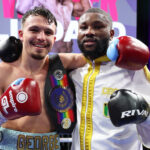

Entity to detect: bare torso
[0,57,55,133]
[0,52,86,133]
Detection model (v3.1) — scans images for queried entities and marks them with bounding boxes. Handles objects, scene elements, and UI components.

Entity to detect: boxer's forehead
[22,15,56,32]
[79,13,110,26]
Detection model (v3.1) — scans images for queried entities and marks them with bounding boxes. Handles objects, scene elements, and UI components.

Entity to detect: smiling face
[77,12,114,60]
[19,15,56,60]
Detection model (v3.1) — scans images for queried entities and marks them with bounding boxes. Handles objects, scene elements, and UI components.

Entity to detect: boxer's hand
[0,78,41,120]
[0,36,22,62]
[108,89,150,127]
[107,36,150,70]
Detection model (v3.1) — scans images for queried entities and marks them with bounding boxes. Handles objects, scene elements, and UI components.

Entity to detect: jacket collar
[85,55,110,66]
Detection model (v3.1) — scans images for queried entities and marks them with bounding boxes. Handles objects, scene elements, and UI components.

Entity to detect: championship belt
[44,55,76,134]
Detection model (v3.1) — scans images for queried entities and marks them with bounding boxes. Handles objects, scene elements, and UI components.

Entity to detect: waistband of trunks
[0,127,60,150]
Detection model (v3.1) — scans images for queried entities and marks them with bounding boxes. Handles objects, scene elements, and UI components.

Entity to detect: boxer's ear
[18,30,23,41]
[110,29,114,41]
[54,36,56,41]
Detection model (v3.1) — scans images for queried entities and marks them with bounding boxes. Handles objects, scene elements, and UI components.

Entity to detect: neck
[18,54,49,75]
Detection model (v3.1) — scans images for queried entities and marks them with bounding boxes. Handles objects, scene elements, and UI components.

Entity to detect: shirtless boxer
[0,7,85,150]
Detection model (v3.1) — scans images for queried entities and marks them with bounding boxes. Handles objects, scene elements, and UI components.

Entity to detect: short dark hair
[80,8,113,28]
[21,7,57,27]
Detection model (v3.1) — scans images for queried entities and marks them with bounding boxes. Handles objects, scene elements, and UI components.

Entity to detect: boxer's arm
[0,66,9,125]
[132,70,150,148]
[136,116,150,148]
[59,53,86,69]
[107,36,150,70]
[0,96,7,125]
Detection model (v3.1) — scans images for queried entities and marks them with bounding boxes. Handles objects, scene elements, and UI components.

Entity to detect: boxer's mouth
[83,39,97,47]
[31,42,49,48]
[34,44,47,48]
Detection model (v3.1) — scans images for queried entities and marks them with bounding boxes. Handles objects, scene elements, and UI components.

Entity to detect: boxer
[0,7,86,150]
[70,8,150,150]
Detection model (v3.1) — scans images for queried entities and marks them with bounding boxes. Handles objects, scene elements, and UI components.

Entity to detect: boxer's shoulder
[0,61,14,74]
[0,62,14,89]
[59,53,86,69]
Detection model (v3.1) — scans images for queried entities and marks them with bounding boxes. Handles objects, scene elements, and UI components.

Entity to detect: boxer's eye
[29,26,40,33]
[45,29,54,36]
[93,22,105,30]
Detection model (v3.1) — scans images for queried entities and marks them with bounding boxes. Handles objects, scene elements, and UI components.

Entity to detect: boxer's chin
[31,54,45,60]
[79,40,109,60]
[78,37,110,60]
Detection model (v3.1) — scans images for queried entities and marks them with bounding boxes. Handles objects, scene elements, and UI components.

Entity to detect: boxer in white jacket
[70,8,150,150]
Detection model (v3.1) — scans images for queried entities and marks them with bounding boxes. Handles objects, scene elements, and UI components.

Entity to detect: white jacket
[70,56,150,150]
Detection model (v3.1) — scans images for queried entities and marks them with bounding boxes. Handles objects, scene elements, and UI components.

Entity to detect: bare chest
[4,69,47,101]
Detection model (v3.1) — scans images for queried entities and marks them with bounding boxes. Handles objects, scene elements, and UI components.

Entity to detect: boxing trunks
[0,127,60,150]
